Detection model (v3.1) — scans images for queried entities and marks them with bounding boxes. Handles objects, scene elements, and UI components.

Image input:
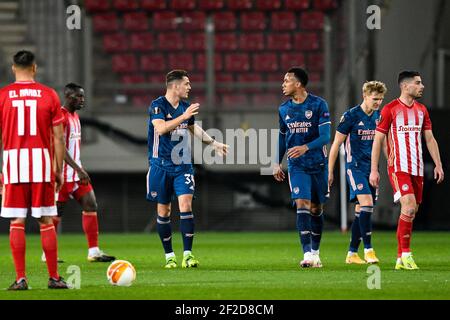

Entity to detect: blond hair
[362,81,387,95]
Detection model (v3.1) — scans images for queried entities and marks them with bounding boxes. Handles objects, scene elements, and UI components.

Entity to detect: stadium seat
[93,13,119,33]
[280,53,305,70]
[121,74,146,94]
[267,34,292,51]
[148,74,165,83]
[225,54,250,72]
[308,72,322,83]
[171,0,196,10]
[213,12,237,31]
[228,0,253,10]
[112,54,137,73]
[307,53,324,71]
[130,32,154,51]
[112,0,139,11]
[241,12,266,31]
[157,33,184,50]
[123,12,149,31]
[251,94,281,107]
[313,0,339,11]
[184,33,205,51]
[103,33,129,52]
[215,33,238,51]
[199,0,225,10]
[256,0,281,10]
[84,0,110,12]
[300,12,324,30]
[237,74,263,93]
[239,33,265,51]
[271,12,297,31]
[266,73,283,82]
[141,0,167,10]
[216,73,234,93]
[168,53,194,71]
[221,94,248,109]
[293,33,320,51]
[196,54,223,71]
[285,0,310,10]
[252,53,278,72]
[141,54,167,72]
[182,12,206,30]
[188,73,206,82]
[152,12,178,30]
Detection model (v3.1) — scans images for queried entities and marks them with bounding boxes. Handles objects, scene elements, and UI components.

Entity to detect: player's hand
[183,103,200,120]
[434,166,444,184]
[77,168,91,185]
[328,172,334,188]
[212,141,229,157]
[369,170,380,188]
[287,145,308,159]
[273,164,285,182]
[55,173,64,193]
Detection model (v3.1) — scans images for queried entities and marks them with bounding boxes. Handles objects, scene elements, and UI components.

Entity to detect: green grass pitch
[0,231,449,300]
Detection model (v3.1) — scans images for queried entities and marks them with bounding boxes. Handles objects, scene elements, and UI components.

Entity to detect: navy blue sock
[311,211,324,251]
[156,215,173,254]
[296,208,312,254]
[349,212,361,252]
[359,206,373,249]
[180,212,195,252]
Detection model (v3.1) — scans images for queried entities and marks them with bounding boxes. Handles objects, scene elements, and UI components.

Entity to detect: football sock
[82,212,99,249]
[157,215,173,254]
[349,212,361,253]
[296,208,312,254]
[359,206,373,249]
[40,224,59,279]
[180,212,195,252]
[10,223,26,281]
[311,210,324,251]
[398,213,413,254]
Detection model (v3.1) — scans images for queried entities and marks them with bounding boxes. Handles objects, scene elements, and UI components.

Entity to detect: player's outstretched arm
[328,131,346,187]
[369,131,385,188]
[52,124,65,192]
[424,130,444,184]
[188,124,229,156]
[64,149,90,185]
[152,103,199,135]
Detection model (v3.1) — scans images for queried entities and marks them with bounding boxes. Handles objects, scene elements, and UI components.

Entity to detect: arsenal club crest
[293,187,300,194]
[151,191,158,198]
[305,110,313,119]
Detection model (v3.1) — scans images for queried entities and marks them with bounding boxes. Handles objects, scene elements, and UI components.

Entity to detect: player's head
[64,83,85,111]
[398,70,424,99]
[166,69,191,99]
[282,67,308,97]
[362,81,387,111]
[12,50,37,78]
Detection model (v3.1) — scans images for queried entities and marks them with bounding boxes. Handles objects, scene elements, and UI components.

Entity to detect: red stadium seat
[113,0,139,11]
[184,33,205,51]
[300,12,324,30]
[271,12,297,31]
[239,33,264,51]
[293,33,320,51]
[237,74,263,93]
[221,94,248,109]
[171,0,196,10]
[313,0,339,11]
[228,0,253,10]
[267,34,292,51]
[224,54,250,72]
[213,12,237,31]
[168,53,194,71]
[253,54,278,72]
[141,54,167,72]
[196,54,223,71]
[153,12,178,30]
[182,12,206,31]
[121,74,146,94]
[199,0,225,10]
[157,33,184,50]
[280,53,305,70]
[215,33,238,51]
[148,74,165,83]
[216,73,234,93]
[141,0,167,10]
[267,73,283,82]
[84,0,110,12]
[130,32,154,51]
[308,72,321,83]
[251,94,281,107]
[286,0,310,10]
[241,12,266,31]
[112,54,137,73]
[188,73,206,82]
[93,13,119,33]
[103,33,128,52]
[123,12,149,31]
[256,0,281,10]
[307,53,324,71]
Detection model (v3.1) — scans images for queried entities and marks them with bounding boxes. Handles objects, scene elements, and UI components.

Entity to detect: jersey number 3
[12,99,37,136]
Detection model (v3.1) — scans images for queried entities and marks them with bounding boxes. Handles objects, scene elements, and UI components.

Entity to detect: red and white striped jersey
[0,81,64,184]
[61,107,82,182]
[376,99,432,177]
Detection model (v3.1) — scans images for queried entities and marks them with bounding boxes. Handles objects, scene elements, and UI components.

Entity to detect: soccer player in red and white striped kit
[370,71,445,270]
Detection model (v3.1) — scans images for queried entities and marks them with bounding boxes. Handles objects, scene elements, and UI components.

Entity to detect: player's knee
[296,199,311,210]
[401,207,416,217]
[179,203,192,212]
[158,207,171,217]
[83,200,98,212]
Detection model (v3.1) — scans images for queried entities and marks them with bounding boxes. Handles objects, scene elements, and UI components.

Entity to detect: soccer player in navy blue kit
[273,67,331,268]
[328,81,387,264]
[147,70,228,268]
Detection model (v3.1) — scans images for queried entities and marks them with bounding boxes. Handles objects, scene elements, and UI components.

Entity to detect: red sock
[52,217,60,232]
[10,223,26,281]
[397,214,413,254]
[40,224,59,279]
[82,212,99,249]
[396,222,402,258]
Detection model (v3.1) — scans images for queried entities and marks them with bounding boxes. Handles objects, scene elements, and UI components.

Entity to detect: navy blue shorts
[287,166,329,204]
[345,168,378,204]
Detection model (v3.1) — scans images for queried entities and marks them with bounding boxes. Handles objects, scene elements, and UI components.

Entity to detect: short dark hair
[288,67,309,87]
[64,83,84,96]
[166,70,189,86]
[398,71,421,85]
[13,50,35,68]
